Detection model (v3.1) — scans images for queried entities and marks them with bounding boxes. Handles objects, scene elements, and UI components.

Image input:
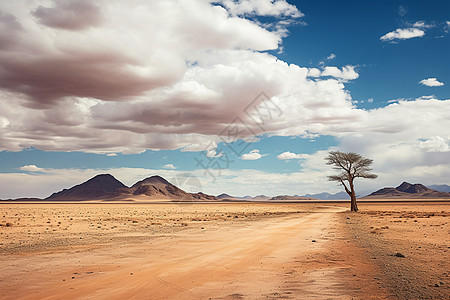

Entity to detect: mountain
[396,182,429,194]
[191,192,218,201]
[270,195,317,201]
[253,195,270,200]
[124,175,217,201]
[127,175,190,199]
[365,182,450,199]
[302,191,350,200]
[45,174,218,201]
[217,193,233,199]
[46,174,127,201]
[428,184,450,193]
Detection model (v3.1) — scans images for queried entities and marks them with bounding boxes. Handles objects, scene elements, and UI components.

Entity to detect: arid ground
[0,202,448,299]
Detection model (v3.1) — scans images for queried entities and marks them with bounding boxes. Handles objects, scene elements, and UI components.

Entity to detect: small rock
[394,252,405,258]
[312,240,316,242]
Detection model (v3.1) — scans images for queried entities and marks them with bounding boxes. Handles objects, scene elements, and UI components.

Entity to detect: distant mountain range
[46,174,218,201]
[428,184,450,193]
[365,182,450,199]
[301,191,350,200]
[4,176,449,202]
[217,191,349,201]
[269,195,317,201]
[216,194,270,200]
[217,182,450,201]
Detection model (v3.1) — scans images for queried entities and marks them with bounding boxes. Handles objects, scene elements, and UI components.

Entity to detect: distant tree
[325,151,377,212]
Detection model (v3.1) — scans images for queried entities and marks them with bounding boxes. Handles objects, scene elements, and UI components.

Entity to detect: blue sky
[0,0,449,198]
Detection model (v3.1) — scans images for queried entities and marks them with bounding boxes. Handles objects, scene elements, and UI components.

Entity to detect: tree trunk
[349,178,358,212]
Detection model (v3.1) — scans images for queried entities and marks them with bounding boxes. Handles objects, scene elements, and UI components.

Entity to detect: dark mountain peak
[217,193,233,199]
[134,175,170,186]
[404,183,430,194]
[46,174,126,200]
[85,174,126,187]
[366,181,449,199]
[396,182,412,192]
[132,175,172,188]
[396,182,430,194]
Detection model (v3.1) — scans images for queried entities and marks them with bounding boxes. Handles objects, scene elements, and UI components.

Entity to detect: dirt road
[2,205,378,300]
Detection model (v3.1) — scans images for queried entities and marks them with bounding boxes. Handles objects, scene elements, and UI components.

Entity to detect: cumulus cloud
[19,165,45,172]
[380,28,425,41]
[2,95,450,200]
[277,151,303,160]
[32,0,102,31]
[326,53,336,60]
[418,136,449,152]
[419,78,444,87]
[412,21,434,29]
[206,149,223,158]
[163,164,177,169]
[0,0,446,199]
[321,65,359,80]
[0,0,281,109]
[218,0,303,18]
[241,149,262,160]
[307,68,321,77]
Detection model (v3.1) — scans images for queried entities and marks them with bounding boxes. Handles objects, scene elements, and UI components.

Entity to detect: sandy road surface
[0,205,370,300]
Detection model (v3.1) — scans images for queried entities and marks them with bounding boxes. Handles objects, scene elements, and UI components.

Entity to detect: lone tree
[325,151,377,212]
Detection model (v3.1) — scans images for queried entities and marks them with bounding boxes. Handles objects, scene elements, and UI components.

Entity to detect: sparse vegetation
[326,151,377,212]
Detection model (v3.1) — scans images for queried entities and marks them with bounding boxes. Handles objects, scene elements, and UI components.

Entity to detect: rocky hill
[365,182,450,199]
[46,174,217,201]
[46,174,127,201]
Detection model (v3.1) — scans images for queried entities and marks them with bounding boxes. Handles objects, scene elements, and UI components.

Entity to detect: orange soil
[0,202,448,299]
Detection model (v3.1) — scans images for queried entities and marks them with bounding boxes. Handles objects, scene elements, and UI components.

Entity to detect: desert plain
[0,201,448,300]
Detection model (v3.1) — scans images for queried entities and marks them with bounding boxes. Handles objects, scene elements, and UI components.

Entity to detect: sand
[0,201,448,299]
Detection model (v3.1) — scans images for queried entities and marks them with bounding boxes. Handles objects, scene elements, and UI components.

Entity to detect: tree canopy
[325,151,377,211]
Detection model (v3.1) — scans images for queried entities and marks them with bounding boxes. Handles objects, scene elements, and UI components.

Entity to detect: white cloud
[0,1,448,198]
[326,53,336,60]
[418,136,450,152]
[307,68,321,77]
[412,21,434,29]
[2,99,450,200]
[380,28,425,41]
[206,148,223,158]
[321,65,359,80]
[163,163,177,169]
[419,78,444,87]
[19,165,46,172]
[218,0,303,18]
[277,151,304,160]
[0,0,367,154]
[241,149,262,160]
